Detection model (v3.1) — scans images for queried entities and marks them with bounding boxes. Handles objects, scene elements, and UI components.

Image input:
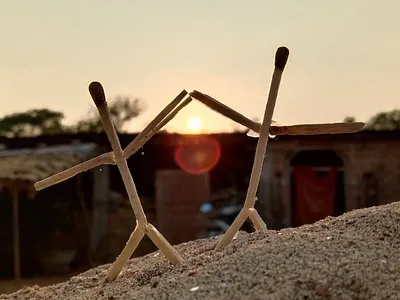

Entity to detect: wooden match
[88,81,183,281]
[123,96,192,159]
[248,208,267,231]
[123,90,188,158]
[216,46,290,250]
[88,81,148,226]
[189,90,260,132]
[269,122,365,136]
[34,152,115,191]
[145,224,183,264]
[105,224,145,282]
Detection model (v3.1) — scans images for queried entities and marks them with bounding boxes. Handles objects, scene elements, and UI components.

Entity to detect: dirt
[2,202,400,300]
[0,273,80,295]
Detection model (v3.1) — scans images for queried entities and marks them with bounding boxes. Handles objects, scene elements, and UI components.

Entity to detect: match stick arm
[123,90,188,158]
[34,152,115,191]
[189,90,260,133]
[270,122,365,135]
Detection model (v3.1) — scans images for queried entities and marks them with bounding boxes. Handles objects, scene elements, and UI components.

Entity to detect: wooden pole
[12,187,21,280]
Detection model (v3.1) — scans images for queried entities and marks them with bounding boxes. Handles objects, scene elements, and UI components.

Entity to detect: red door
[293,167,337,226]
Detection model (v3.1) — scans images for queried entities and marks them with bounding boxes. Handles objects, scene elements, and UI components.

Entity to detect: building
[257,130,400,229]
[0,130,399,278]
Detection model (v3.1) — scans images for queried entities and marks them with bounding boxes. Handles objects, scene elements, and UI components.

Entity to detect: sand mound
[3,202,400,300]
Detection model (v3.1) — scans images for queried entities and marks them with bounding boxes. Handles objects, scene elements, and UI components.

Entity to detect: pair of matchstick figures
[34,47,364,282]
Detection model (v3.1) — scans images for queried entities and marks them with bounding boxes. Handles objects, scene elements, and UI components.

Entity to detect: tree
[0,96,145,137]
[0,109,65,137]
[365,109,400,131]
[344,116,356,123]
[73,96,144,133]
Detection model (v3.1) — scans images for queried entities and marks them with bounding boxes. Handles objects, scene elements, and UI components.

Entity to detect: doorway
[290,150,345,227]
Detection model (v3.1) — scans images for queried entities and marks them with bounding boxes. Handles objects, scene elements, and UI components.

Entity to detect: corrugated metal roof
[0,143,97,183]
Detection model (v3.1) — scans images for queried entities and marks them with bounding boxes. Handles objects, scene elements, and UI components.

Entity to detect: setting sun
[186,116,203,133]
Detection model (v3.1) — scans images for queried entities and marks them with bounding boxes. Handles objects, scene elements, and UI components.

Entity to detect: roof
[0,143,97,190]
[0,130,399,150]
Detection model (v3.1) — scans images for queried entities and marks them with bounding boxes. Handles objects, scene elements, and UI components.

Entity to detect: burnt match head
[88,81,106,107]
[275,47,289,71]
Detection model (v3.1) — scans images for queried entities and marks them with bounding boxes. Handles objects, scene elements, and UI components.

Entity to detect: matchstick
[123,96,192,159]
[153,97,192,132]
[34,152,115,191]
[269,122,365,136]
[145,224,183,264]
[216,46,290,250]
[89,81,148,226]
[189,90,260,133]
[215,207,250,247]
[33,92,190,191]
[105,225,145,282]
[248,208,267,231]
[123,90,188,158]
[89,81,182,280]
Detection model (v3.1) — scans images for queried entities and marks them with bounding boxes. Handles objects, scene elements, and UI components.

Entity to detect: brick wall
[259,135,400,228]
[155,170,210,245]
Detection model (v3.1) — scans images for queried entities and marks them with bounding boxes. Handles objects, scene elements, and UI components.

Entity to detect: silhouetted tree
[365,109,400,131]
[0,96,145,137]
[0,109,65,137]
[73,96,144,133]
[344,116,356,123]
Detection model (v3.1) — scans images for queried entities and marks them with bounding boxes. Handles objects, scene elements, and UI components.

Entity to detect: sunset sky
[0,1,399,133]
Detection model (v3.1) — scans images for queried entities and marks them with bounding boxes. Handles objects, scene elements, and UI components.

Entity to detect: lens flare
[174,136,221,174]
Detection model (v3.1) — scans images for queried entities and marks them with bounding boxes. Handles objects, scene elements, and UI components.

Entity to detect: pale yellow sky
[0,1,399,133]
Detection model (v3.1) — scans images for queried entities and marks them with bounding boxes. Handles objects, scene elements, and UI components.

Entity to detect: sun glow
[186,116,203,133]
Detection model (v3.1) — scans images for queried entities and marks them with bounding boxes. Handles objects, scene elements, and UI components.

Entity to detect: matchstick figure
[36,87,195,282]
[88,82,184,281]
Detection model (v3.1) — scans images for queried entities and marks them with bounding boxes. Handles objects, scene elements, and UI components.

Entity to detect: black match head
[88,81,106,107]
[274,47,289,71]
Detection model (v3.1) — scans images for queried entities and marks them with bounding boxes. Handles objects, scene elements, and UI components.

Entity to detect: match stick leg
[105,225,145,282]
[248,208,267,231]
[145,224,183,264]
[215,207,250,250]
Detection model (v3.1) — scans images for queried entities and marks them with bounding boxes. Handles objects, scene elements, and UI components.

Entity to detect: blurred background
[0,0,399,295]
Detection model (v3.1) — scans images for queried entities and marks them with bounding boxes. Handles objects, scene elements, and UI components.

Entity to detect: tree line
[0,95,145,137]
[344,109,400,131]
[0,98,399,137]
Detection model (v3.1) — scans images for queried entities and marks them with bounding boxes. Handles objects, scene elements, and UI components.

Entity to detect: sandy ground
[2,202,400,300]
[0,273,80,295]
